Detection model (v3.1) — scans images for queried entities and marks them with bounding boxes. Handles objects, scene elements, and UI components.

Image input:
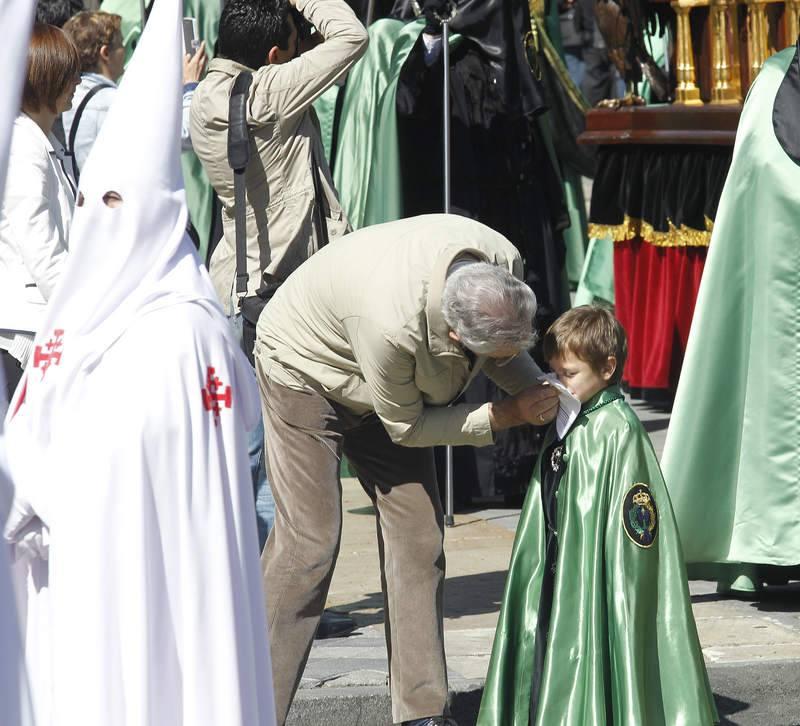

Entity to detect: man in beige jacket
[256,214,560,725]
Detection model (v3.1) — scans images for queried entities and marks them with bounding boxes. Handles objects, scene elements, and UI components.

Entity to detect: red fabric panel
[613,237,707,390]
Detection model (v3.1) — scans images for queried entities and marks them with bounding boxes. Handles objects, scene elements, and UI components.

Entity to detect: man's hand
[488,383,559,431]
[183,40,207,84]
[299,31,324,55]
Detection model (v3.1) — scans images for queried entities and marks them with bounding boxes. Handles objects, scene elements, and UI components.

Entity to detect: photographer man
[190,0,366,345]
[190,0,367,638]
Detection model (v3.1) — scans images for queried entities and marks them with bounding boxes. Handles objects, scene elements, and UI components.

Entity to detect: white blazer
[0,113,74,338]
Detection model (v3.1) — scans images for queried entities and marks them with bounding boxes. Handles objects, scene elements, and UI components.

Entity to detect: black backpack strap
[310,146,330,250]
[67,82,114,182]
[227,71,253,301]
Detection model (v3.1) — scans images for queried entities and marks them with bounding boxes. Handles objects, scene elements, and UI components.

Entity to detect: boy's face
[548,349,616,403]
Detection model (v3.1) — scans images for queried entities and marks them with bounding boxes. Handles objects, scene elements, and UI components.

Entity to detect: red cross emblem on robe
[33,329,65,379]
[202,366,232,426]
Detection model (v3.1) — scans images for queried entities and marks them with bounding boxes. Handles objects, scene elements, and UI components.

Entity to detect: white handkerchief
[538,373,581,440]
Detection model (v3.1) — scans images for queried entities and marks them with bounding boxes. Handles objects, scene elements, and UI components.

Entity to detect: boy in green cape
[478,306,717,725]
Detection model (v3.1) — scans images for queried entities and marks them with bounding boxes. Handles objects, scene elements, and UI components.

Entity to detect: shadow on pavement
[715,693,750,723]
[640,417,670,434]
[333,571,509,627]
[348,505,376,515]
[443,570,507,620]
[690,582,800,612]
[750,582,800,613]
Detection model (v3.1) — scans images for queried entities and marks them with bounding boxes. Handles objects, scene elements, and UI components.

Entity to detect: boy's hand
[489,384,559,431]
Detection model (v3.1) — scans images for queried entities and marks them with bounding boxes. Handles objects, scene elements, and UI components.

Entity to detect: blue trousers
[230,313,275,550]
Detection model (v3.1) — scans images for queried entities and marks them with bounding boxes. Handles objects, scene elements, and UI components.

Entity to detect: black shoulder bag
[228,71,261,365]
[67,82,113,182]
[228,71,331,364]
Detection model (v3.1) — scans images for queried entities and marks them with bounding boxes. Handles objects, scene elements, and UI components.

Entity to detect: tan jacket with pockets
[256,214,544,448]
[190,0,368,314]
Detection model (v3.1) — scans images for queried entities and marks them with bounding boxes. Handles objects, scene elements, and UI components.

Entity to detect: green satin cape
[478,387,716,726]
[661,48,800,568]
[314,18,451,229]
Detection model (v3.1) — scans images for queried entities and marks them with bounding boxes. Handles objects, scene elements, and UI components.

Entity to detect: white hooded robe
[5,0,276,723]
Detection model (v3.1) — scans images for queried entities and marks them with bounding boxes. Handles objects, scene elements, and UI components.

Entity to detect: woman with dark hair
[0,23,80,400]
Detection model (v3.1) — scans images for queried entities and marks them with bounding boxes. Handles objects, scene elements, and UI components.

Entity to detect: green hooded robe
[661,45,800,579]
[478,386,717,725]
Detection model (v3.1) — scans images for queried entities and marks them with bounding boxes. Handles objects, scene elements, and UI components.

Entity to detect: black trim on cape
[529,436,567,723]
[773,37,800,168]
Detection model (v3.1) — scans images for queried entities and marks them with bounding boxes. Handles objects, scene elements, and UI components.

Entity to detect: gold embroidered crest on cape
[622,483,658,548]
[550,444,564,472]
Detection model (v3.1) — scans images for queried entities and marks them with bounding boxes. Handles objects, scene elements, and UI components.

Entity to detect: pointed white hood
[0,0,35,508]
[0,0,34,211]
[0,5,38,725]
[8,0,222,438]
[0,0,35,424]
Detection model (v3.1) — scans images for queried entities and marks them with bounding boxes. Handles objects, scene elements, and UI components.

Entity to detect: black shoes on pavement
[314,609,358,639]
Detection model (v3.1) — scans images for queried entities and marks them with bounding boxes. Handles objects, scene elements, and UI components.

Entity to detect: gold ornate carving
[528,0,545,21]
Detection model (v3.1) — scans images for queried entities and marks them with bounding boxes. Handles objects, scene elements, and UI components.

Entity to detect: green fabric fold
[315,18,463,229]
[661,47,800,568]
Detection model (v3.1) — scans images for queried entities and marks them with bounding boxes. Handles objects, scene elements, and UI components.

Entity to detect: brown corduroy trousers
[257,373,448,725]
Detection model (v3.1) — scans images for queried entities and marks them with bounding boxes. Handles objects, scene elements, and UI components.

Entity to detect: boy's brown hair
[63,11,122,73]
[542,305,628,384]
[22,24,81,114]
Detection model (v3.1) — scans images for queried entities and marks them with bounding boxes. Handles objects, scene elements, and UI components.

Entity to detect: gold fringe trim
[588,215,713,247]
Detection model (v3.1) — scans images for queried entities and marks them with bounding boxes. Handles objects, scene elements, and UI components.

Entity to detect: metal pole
[139,0,147,32]
[365,0,376,27]
[442,18,455,529]
[442,20,451,216]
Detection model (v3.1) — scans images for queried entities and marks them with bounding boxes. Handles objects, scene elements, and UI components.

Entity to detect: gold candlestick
[672,1,703,104]
[745,0,769,83]
[786,0,800,47]
[711,0,742,102]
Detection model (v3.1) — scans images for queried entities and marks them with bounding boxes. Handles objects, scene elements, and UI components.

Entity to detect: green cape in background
[535,3,590,290]
[573,235,614,305]
[101,0,219,260]
[571,29,670,305]
[478,386,716,725]
[98,0,143,64]
[314,18,449,229]
[661,47,800,572]
[314,14,583,267]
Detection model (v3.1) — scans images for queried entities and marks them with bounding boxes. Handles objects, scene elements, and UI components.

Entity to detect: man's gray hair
[441,262,538,355]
